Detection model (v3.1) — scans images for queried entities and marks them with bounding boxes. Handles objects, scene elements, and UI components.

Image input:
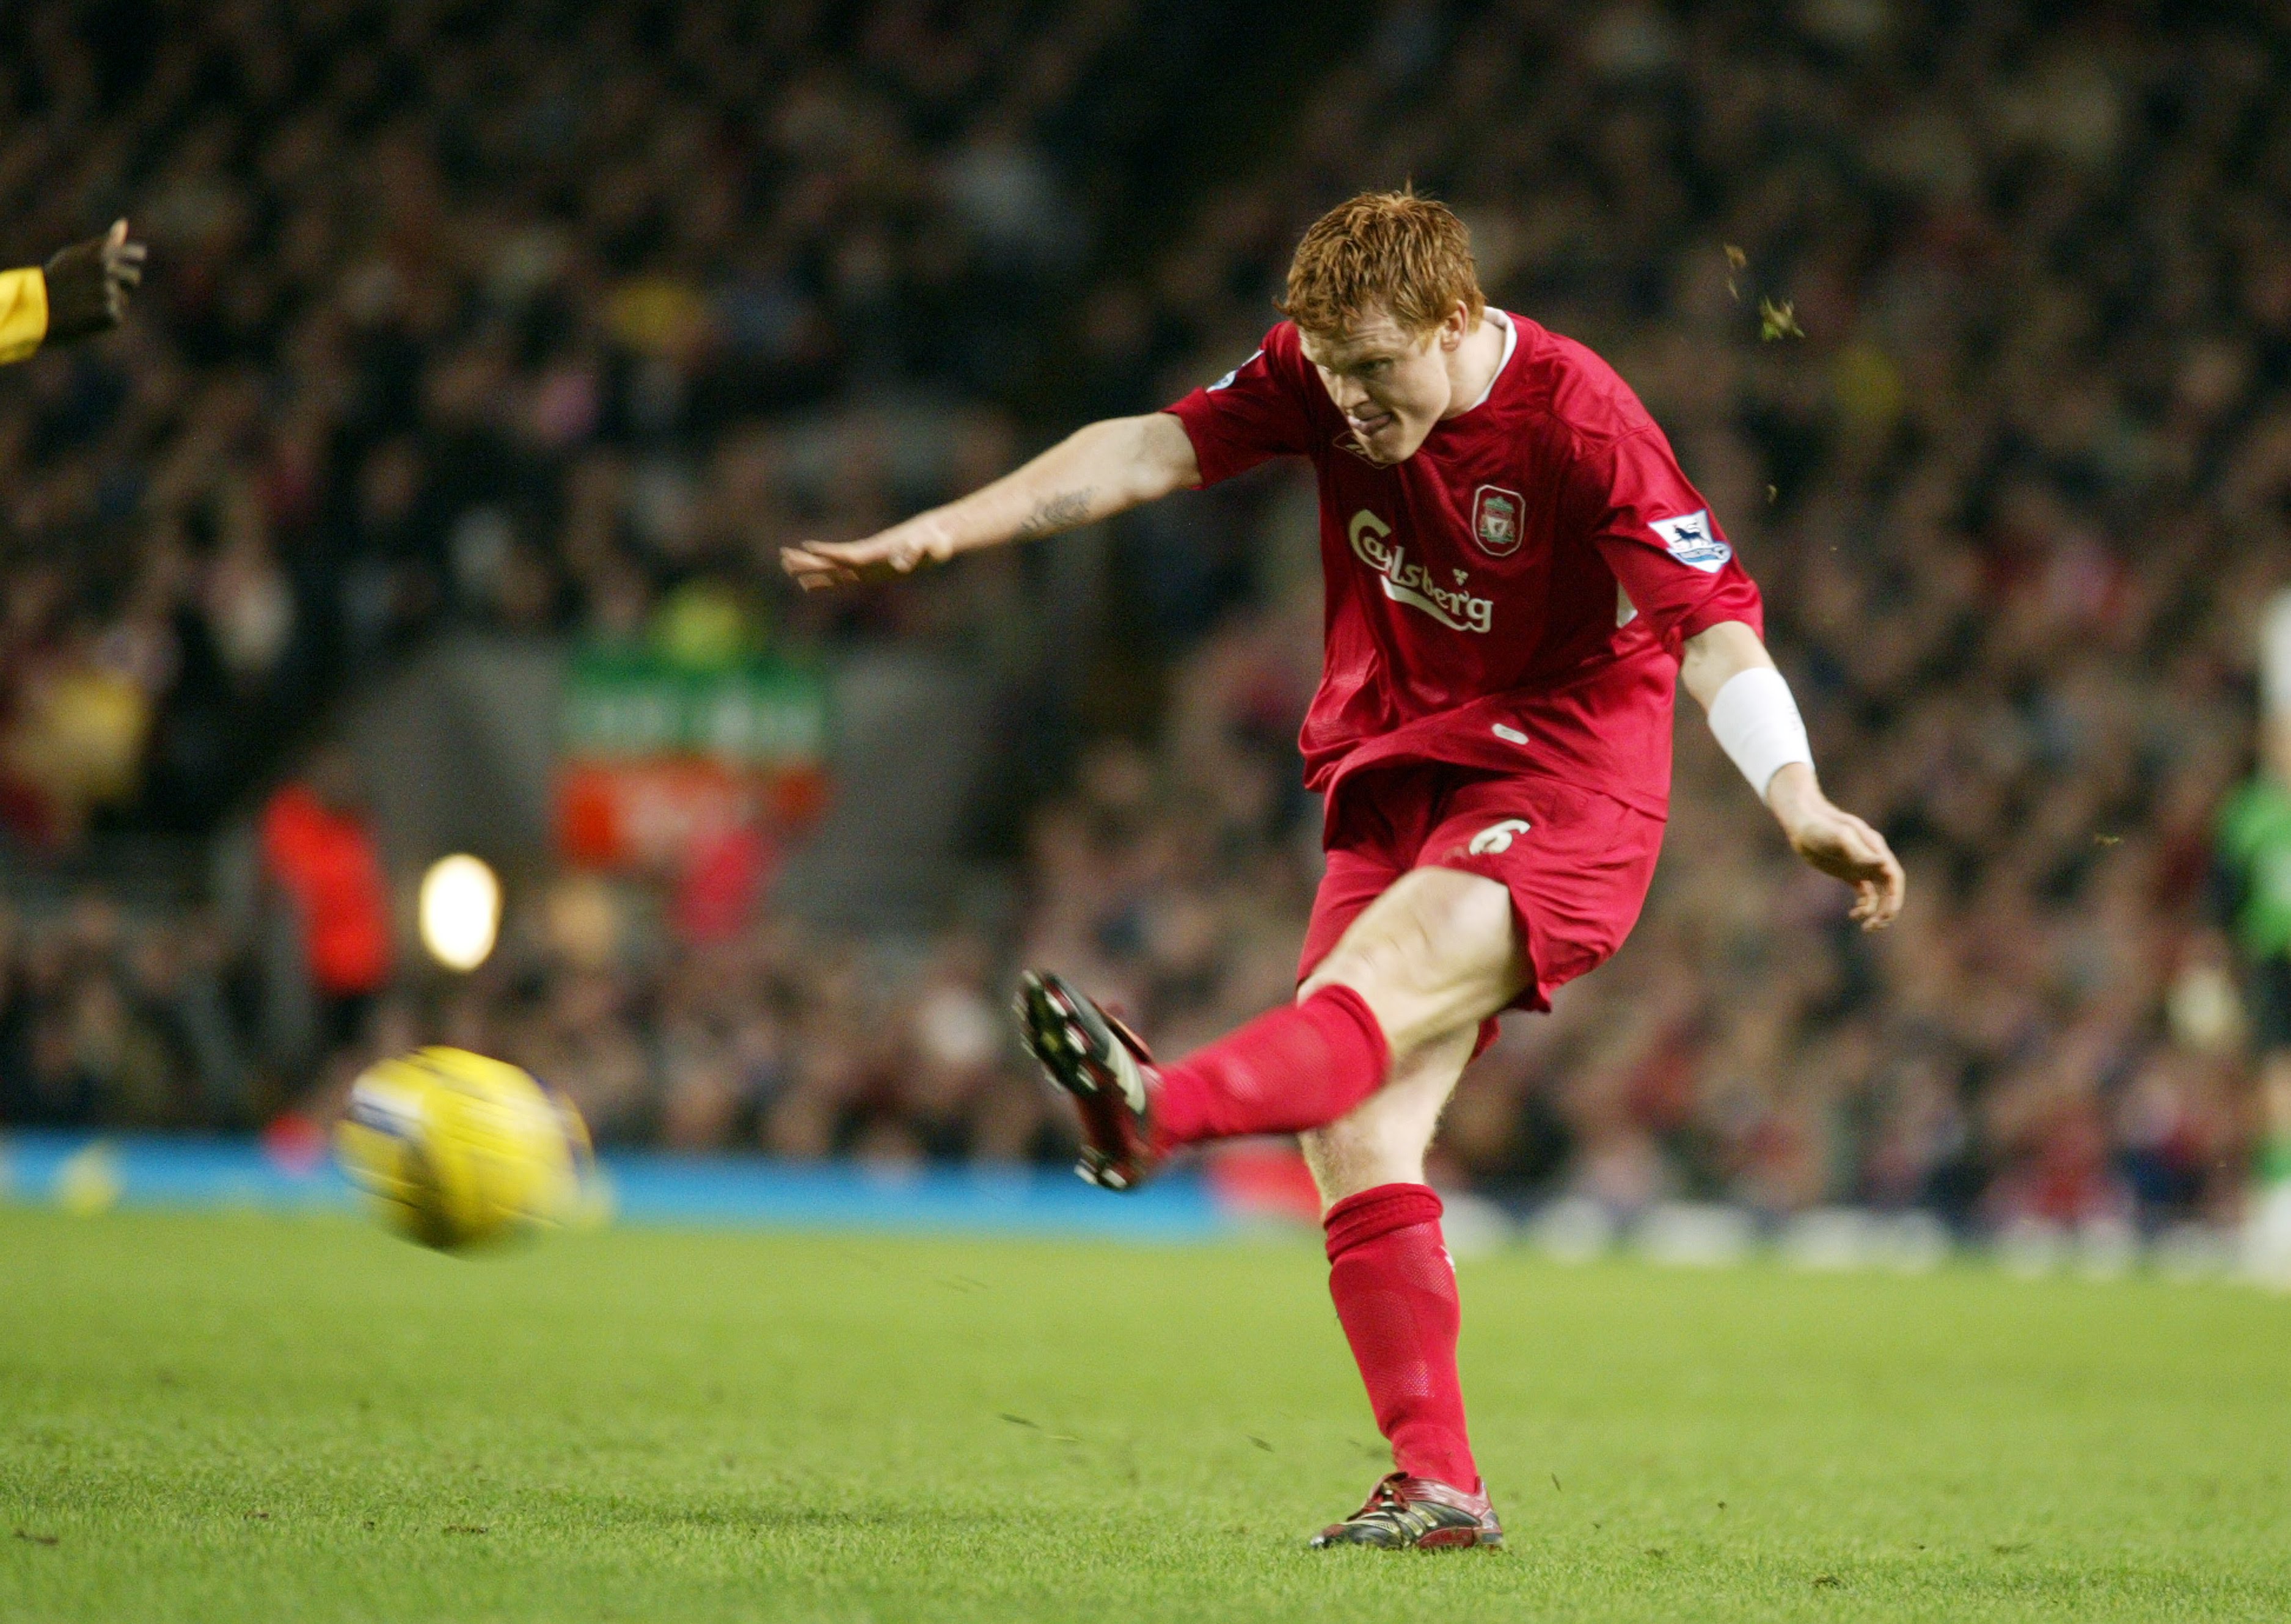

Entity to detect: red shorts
[1298,763,1665,1032]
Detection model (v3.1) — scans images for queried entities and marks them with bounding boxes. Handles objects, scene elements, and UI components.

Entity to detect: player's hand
[43,219,146,342]
[1766,764,1905,930]
[779,523,951,592]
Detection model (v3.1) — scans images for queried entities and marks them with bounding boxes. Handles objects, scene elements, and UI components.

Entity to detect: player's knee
[1302,931,1406,1004]
[1305,882,1511,1015]
[1301,1109,1426,1199]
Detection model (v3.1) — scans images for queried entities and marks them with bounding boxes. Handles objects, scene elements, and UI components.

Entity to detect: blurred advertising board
[554,648,827,871]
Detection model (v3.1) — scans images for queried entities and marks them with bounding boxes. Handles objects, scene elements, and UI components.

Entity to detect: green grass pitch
[3,1207,2289,1622]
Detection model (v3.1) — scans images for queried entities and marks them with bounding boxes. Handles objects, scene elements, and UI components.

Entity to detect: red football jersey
[1164,311,1763,817]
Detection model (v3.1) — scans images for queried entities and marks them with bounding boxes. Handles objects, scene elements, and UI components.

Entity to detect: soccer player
[0,220,146,366]
[783,191,1904,1549]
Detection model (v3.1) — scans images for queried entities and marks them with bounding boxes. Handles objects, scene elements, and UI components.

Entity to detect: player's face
[1300,305,1470,465]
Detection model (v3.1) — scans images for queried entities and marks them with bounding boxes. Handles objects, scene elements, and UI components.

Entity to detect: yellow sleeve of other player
[0,266,49,365]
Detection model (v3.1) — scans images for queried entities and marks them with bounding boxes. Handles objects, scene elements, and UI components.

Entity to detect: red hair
[1279,188,1484,338]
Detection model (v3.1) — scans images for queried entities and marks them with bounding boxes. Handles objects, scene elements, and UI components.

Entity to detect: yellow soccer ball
[335,1047,593,1253]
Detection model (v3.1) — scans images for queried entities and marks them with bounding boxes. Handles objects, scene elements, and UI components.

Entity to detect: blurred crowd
[1032,0,2291,1234]
[0,0,1213,840]
[9,1,2291,1233]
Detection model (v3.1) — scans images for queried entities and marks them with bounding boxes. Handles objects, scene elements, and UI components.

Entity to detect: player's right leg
[1011,972,1161,1190]
[1018,865,1516,1189]
[1021,772,1655,1549]
[1294,862,1522,1060]
[1018,868,1516,1549]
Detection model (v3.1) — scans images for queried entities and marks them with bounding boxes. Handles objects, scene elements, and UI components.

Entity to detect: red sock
[1323,1184,1478,1490]
[1148,985,1389,1151]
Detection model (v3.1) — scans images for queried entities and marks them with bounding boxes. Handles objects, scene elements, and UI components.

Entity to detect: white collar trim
[1460,309,1517,415]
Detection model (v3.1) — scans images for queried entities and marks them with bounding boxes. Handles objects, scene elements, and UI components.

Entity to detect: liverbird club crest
[1472,484,1524,558]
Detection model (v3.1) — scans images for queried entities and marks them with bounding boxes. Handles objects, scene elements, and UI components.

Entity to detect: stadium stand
[2,1,2287,1236]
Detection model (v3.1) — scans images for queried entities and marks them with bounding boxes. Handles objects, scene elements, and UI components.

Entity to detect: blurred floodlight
[420,855,501,972]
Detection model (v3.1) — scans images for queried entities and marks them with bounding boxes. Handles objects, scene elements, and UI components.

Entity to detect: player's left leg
[1019,868,1513,1548]
[1304,1029,1500,1548]
[1298,1022,1477,1200]
[1020,773,1657,1549]
[1291,872,1510,1548]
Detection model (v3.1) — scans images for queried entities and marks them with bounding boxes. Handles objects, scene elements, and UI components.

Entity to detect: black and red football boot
[1309,1473,1505,1551]
[1014,970,1160,1192]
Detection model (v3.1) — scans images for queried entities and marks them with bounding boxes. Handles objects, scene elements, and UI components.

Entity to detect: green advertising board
[560,649,828,767]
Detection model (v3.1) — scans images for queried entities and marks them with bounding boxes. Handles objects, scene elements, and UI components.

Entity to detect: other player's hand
[780,523,949,592]
[1767,763,1905,930]
[43,219,146,343]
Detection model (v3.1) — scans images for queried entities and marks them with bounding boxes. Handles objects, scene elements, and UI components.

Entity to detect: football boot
[1309,1472,1505,1551]
[1014,970,1159,1192]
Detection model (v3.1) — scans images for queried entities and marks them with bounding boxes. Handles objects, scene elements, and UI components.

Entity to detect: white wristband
[1706,666,1813,800]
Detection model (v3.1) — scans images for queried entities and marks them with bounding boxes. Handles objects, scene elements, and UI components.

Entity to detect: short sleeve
[1163,327,1318,487]
[1575,425,1763,650]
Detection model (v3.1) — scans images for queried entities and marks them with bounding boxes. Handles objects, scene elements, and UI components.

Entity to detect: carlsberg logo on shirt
[1349,511,1494,634]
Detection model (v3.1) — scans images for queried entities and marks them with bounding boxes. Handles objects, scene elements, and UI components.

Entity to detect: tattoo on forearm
[1014,490,1094,541]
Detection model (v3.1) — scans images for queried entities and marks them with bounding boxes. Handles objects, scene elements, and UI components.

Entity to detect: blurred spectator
[258,745,391,1055]
[0,895,239,1127]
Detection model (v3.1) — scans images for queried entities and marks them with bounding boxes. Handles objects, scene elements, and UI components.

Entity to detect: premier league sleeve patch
[1205,350,1262,391]
[1648,509,1730,572]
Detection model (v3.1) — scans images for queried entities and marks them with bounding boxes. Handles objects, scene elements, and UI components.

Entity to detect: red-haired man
[784,190,1903,1549]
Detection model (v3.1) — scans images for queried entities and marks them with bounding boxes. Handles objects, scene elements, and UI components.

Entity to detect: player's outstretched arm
[1,220,147,365]
[780,412,1199,592]
[1680,619,1905,930]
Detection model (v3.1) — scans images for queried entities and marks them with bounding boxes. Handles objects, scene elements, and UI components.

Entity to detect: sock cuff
[1323,1181,1443,1261]
[1303,981,1391,1079]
